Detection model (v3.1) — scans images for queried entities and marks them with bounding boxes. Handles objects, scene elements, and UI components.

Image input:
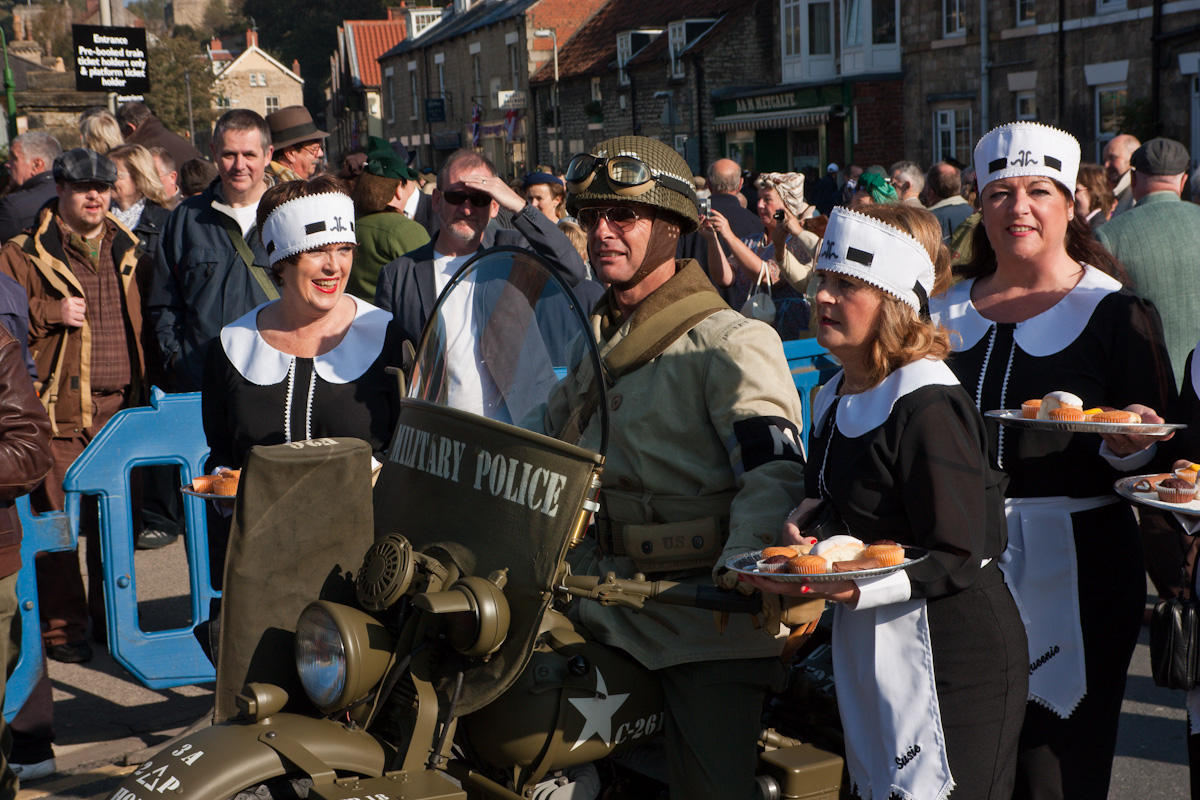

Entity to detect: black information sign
[73,25,149,93]
[425,97,446,123]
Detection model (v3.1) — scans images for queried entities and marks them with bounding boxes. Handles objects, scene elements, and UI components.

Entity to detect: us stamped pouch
[617,516,724,575]
[1151,595,1200,690]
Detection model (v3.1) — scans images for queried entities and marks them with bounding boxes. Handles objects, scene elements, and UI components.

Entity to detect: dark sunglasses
[576,206,648,230]
[442,190,492,207]
[565,153,695,198]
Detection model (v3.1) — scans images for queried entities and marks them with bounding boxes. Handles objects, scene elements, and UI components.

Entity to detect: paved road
[11,539,1194,799]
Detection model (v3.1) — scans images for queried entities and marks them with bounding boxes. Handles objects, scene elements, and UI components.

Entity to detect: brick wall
[853,80,905,168]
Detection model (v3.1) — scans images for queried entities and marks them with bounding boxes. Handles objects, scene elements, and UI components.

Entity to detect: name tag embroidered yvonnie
[732,416,805,471]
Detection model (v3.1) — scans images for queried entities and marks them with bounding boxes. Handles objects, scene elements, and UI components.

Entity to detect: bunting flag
[471,103,482,147]
[504,108,519,142]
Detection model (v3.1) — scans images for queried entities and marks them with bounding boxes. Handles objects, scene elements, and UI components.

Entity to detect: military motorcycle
[106,248,842,800]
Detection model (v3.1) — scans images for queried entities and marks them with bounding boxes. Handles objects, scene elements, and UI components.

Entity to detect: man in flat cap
[265,105,327,182]
[1096,136,1200,604]
[0,148,147,669]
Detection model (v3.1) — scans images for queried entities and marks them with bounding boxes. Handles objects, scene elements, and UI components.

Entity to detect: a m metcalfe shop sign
[73,25,149,93]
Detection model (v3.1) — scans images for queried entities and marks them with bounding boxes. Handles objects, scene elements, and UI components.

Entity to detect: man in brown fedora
[265,105,327,182]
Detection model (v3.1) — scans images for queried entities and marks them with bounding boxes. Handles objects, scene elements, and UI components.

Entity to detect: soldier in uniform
[541,136,809,799]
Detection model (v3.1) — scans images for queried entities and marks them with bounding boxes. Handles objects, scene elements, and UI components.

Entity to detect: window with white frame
[266,96,279,113]
[844,0,862,46]
[1015,90,1036,120]
[509,44,520,89]
[591,77,602,102]
[943,0,965,37]
[809,1,833,54]
[669,22,686,78]
[782,0,802,57]
[841,0,900,74]
[933,107,972,163]
[248,73,259,86]
[1016,0,1036,25]
[410,69,419,119]
[217,96,232,109]
[782,1,834,81]
[1095,83,1127,147]
[617,32,633,85]
[437,63,446,98]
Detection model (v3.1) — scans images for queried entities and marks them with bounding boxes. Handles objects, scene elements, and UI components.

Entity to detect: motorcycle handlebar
[558,573,763,614]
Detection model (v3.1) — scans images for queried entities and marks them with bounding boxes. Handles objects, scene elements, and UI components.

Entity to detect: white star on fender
[567,668,629,751]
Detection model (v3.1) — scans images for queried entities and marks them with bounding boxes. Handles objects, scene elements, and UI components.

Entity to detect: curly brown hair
[257,174,352,284]
[842,204,953,388]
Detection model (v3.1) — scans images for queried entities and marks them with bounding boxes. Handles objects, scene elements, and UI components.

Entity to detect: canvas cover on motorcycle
[215,437,376,722]
[373,247,606,717]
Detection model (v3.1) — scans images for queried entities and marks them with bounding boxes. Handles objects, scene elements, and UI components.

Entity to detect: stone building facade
[378,0,600,177]
[901,0,1200,169]
[210,30,304,121]
[529,0,905,176]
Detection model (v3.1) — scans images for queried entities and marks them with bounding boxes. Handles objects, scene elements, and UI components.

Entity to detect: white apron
[833,595,953,800]
[1001,495,1115,717]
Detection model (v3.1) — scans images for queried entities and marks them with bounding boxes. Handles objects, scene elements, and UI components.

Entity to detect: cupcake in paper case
[1156,477,1197,504]
[1048,407,1085,422]
[864,542,905,567]
[785,554,829,575]
[1021,399,1041,419]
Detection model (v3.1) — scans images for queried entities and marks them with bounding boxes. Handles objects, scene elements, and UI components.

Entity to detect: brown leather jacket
[0,325,52,577]
[0,204,145,436]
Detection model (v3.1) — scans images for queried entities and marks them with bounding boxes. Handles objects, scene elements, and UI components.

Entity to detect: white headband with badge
[973,122,1080,193]
[262,192,357,266]
[816,207,935,315]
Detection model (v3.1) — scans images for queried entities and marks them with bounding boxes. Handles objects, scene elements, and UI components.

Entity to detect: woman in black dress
[201,175,400,593]
[749,204,1027,800]
[929,122,1175,799]
[202,175,400,473]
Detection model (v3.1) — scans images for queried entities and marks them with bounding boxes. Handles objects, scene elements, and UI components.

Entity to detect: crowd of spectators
[2,96,1200,799]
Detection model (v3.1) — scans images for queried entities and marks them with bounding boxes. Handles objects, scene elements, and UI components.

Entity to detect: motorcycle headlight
[295,601,395,714]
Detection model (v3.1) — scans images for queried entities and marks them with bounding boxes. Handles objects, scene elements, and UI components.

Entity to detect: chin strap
[611,217,680,291]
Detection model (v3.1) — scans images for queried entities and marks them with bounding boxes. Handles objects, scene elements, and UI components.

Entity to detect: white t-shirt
[229,202,259,237]
[433,250,496,416]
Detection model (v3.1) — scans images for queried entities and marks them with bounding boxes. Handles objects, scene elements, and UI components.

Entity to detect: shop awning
[713,106,832,132]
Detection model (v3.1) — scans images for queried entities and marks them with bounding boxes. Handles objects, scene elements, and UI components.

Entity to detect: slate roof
[529,0,742,84]
[379,0,539,61]
[344,18,409,88]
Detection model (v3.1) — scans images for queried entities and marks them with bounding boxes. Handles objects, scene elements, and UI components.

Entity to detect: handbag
[1150,550,1200,689]
[740,262,776,324]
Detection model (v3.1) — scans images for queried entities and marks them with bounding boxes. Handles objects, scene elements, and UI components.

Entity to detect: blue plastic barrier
[62,388,217,689]
[5,495,74,721]
[781,338,840,450]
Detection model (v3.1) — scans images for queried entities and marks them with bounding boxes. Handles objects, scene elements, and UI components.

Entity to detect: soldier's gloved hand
[715,567,755,596]
[756,590,782,632]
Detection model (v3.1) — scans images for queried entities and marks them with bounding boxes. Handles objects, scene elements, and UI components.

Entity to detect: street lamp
[533,28,561,171]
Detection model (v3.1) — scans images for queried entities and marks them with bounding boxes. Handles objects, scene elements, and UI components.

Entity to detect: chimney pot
[246,29,258,48]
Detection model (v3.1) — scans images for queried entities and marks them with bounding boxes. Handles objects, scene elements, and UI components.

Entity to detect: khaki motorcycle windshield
[375,247,607,715]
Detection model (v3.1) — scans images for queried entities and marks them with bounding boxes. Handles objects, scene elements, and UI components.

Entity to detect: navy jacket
[0,171,56,244]
[148,183,272,391]
[375,204,598,348]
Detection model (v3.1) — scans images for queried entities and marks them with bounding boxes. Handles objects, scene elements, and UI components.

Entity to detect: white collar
[219,295,391,385]
[812,358,961,439]
[1114,169,1132,197]
[403,186,421,218]
[929,265,1120,356]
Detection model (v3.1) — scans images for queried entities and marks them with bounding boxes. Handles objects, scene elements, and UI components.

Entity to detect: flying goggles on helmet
[565,153,695,199]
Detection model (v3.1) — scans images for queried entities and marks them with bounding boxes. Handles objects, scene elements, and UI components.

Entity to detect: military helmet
[565,135,700,233]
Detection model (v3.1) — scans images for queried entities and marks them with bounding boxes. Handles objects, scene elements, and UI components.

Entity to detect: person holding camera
[700,171,820,339]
